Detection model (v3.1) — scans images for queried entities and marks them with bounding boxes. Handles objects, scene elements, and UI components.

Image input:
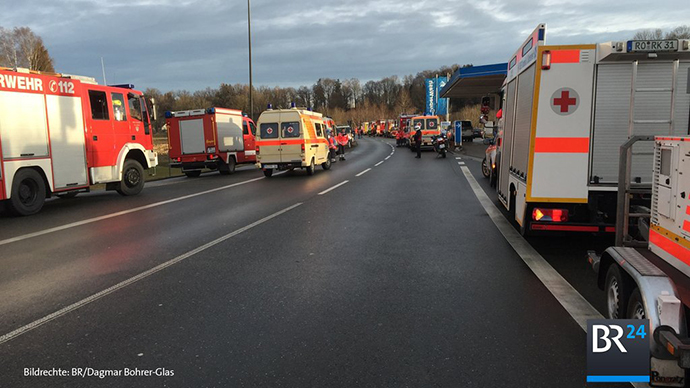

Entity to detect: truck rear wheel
[605,265,632,319]
[7,169,46,216]
[116,159,145,196]
[263,169,273,178]
[306,159,315,176]
[627,288,646,319]
[184,171,201,178]
[219,158,236,175]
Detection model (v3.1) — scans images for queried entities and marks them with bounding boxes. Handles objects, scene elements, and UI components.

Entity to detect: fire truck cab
[165,107,256,177]
[255,107,331,177]
[0,67,157,216]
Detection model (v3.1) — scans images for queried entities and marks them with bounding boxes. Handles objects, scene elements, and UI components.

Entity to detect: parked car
[473,128,483,139]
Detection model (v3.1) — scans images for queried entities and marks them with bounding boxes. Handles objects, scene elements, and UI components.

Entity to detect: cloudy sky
[2,0,688,92]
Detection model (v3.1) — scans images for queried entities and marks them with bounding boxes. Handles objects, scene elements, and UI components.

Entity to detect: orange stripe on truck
[533,137,589,153]
[650,229,690,264]
[684,220,690,233]
[551,50,580,63]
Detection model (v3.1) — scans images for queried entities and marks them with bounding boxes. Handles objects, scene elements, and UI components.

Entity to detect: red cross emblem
[287,126,294,133]
[551,88,579,115]
[266,127,274,134]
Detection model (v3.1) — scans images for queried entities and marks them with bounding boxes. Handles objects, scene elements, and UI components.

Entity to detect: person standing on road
[336,131,348,161]
[414,125,422,159]
[447,128,455,151]
[327,131,337,162]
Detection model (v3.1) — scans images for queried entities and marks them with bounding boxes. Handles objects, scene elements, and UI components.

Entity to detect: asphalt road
[0,137,621,387]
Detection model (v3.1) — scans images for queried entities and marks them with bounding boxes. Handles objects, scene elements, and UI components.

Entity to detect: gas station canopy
[439,63,508,99]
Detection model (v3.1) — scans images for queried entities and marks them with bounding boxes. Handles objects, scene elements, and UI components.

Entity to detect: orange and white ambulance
[496,24,690,234]
[255,107,331,177]
[408,115,440,149]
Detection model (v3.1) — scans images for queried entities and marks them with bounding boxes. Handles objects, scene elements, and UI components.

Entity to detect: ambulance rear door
[279,112,302,163]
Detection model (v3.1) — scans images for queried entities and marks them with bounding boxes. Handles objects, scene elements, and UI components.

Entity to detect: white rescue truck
[497,24,690,234]
[589,136,690,387]
[0,67,158,216]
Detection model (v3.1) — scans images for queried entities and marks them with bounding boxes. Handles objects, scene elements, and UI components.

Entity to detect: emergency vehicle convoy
[255,106,331,177]
[0,67,158,216]
[496,24,690,235]
[408,115,440,150]
[165,108,256,177]
[589,136,690,386]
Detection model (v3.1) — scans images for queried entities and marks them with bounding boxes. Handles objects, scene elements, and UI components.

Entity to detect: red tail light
[255,146,260,155]
[301,144,305,153]
[533,208,568,222]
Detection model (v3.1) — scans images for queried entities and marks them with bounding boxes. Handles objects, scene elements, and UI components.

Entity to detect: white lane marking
[455,157,462,160]
[459,166,602,330]
[375,161,384,166]
[0,176,268,247]
[356,168,371,177]
[0,202,303,345]
[458,162,465,165]
[318,180,349,195]
[385,156,391,160]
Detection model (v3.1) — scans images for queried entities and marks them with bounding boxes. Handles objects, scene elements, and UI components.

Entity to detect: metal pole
[247,0,253,120]
[101,57,107,85]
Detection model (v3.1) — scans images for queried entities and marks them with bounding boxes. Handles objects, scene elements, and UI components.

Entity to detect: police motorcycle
[431,134,448,158]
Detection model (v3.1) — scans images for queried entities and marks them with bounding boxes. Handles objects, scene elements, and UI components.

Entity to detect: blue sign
[436,77,448,116]
[425,79,435,115]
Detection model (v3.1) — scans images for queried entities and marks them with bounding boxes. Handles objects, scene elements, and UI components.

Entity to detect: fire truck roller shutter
[673,62,690,135]
[0,91,49,159]
[46,94,88,189]
[511,64,536,179]
[179,118,205,155]
[498,79,518,206]
[216,114,244,153]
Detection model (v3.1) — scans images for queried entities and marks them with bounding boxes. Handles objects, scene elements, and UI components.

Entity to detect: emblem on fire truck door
[49,80,58,93]
[550,87,579,116]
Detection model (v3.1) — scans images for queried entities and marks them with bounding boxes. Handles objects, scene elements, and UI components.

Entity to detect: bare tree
[0,26,54,72]
[633,28,664,40]
[666,25,690,39]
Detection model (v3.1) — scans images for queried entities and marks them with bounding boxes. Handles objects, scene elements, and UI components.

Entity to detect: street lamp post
[247,0,253,120]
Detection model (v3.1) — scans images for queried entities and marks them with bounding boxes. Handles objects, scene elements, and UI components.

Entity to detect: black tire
[482,159,491,177]
[263,169,273,178]
[184,171,202,178]
[57,192,78,199]
[306,159,315,176]
[219,157,236,175]
[7,168,46,216]
[627,288,646,319]
[322,157,332,170]
[490,167,497,187]
[117,160,145,196]
[605,265,632,319]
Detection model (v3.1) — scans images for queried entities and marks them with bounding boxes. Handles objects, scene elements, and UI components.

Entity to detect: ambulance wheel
[605,265,632,319]
[184,171,201,178]
[7,168,46,216]
[263,169,273,178]
[306,159,315,176]
[219,158,236,175]
[117,160,145,196]
[322,157,332,170]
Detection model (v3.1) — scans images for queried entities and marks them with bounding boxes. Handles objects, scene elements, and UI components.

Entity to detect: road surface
[0,137,621,387]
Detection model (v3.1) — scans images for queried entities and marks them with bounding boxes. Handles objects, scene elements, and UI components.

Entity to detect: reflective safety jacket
[336,134,348,146]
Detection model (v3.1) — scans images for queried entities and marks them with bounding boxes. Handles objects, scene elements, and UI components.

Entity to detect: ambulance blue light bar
[207,108,216,114]
[164,111,173,118]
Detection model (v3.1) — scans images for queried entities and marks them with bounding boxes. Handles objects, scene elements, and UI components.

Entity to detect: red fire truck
[0,67,158,216]
[166,108,256,177]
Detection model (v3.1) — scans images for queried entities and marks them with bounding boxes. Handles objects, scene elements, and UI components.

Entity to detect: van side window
[111,93,127,121]
[88,90,109,120]
[282,122,300,138]
[127,93,143,122]
[260,123,278,138]
[315,123,323,137]
[249,122,256,136]
[243,121,249,135]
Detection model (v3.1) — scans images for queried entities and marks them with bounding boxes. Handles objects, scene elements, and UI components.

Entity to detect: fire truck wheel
[117,159,145,196]
[219,158,236,175]
[627,288,646,319]
[306,159,315,176]
[8,169,46,216]
[184,171,202,178]
[605,265,632,319]
[263,169,273,178]
[322,157,332,170]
